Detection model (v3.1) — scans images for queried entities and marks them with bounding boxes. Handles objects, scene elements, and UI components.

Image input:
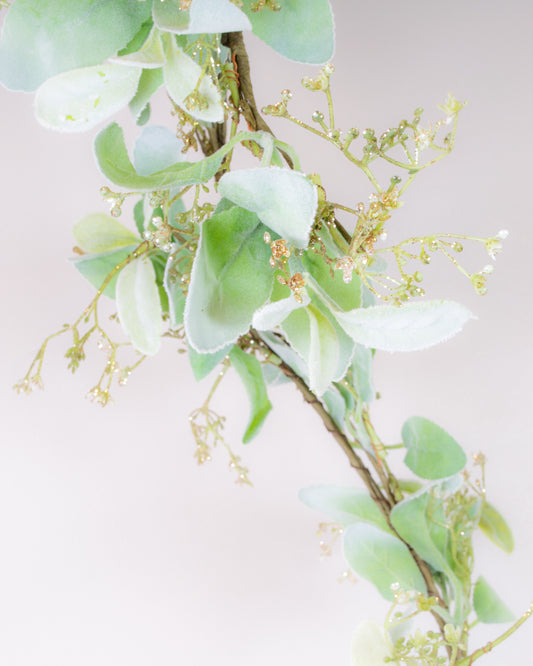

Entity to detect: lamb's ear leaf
[34,65,141,133]
[70,245,138,298]
[73,214,140,254]
[303,249,361,311]
[187,344,233,382]
[129,68,164,121]
[334,300,474,352]
[133,125,185,176]
[478,502,514,553]
[162,34,223,123]
[343,523,426,601]
[0,0,151,91]
[110,27,165,68]
[402,416,467,480]
[184,206,274,353]
[229,346,272,443]
[241,0,335,65]
[473,577,515,624]
[116,256,163,356]
[218,167,318,248]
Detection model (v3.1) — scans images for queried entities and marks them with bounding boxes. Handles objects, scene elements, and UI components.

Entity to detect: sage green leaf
[73,214,140,254]
[352,344,375,403]
[402,416,466,480]
[129,68,164,120]
[344,523,426,601]
[163,249,186,328]
[351,619,392,666]
[111,27,165,68]
[71,245,138,298]
[163,34,223,123]
[95,123,266,191]
[153,0,251,33]
[218,167,318,248]
[152,0,190,33]
[303,250,361,311]
[334,300,474,352]
[34,64,141,133]
[116,256,163,355]
[116,18,154,57]
[479,502,514,553]
[0,0,151,91]
[241,0,334,65]
[252,293,309,331]
[260,330,309,381]
[299,485,391,533]
[133,125,184,176]
[184,206,273,353]
[474,577,515,624]
[229,346,272,443]
[187,344,232,382]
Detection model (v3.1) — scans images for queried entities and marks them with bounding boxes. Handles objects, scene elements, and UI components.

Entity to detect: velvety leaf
[163,249,187,329]
[344,523,426,601]
[252,293,309,330]
[70,245,138,298]
[351,619,392,666]
[152,0,190,33]
[129,67,164,120]
[0,0,151,91]
[187,344,232,382]
[111,27,165,68]
[241,0,334,65]
[402,416,467,480]
[229,346,272,443]
[334,300,474,352]
[474,577,515,623]
[34,64,141,133]
[153,0,251,33]
[116,256,163,355]
[163,34,223,123]
[303,250,361,311]
[299,485,391,533]
[218,167,318,248]
[260,330,309,381]
[352,344,375,403]
[133,125,185,176]
[479,502,514,553]
[73,214,140,254]
[95,123,267,191]
[184,206,273,353]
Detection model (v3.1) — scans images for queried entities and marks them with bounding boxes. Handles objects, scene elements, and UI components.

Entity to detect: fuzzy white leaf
[351,619,392,666]
[252,293,309,330]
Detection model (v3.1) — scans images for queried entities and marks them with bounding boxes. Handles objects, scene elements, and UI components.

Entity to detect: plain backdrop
[1,1,532,664]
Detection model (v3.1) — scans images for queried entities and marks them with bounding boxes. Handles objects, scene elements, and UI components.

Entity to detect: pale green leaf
[0,0,151,91]
[184,206,273,353]
[129,68,164,120]
[163,249,186,329]
[153,0,251,33]
[229,346,272,443]
[474,577,515,623]
[260,330,309,381]
[351,619,392,666]
[110,27,166,68]
[133,125,185,176]
[352,344,375,403]
[479,502,514,553]
[303,249,361,311]
[73,214,139,254]
[116,256,163,355]
[34,64,141,133]
[187,344,232,382]
[299,485,391,532]
[334,300,474,352]
[218,167,318,248]
[152,0,190,33]
[70,245,137,298]
[252,293,309,331]
[163,34,223,123]
[241,0,334,64]
[344,523,426,601]
[402,416,467,480]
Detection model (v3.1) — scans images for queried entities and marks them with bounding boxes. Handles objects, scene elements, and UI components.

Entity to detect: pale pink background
[1,1,532,664]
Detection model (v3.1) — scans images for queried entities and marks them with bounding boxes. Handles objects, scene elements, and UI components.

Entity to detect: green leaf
[187,344,232,382]
[133,125,185,176]
[0,0,151,91]
[70,245,138,298]
[229,346,272,443]
[479,502,514,553]
[473,577,515,623]
[162,34,223,123]
[402,416,467,480]
[111,26,165,68]
[218,167,318,248]
[116,255,163,356]
[351,619,392,666]
[343,523,427,601]
[299,485,391,532]
[153,0,251,33]
[352,344,375,403]
[184,206,273,353]
[73,214,140,254]
[163,249,186,329]
[303,250,361,311]
[34,64,141,133]
[94,123,268,191]
[241,0,334,65]
[129,67,164,120]
[252,293,309,331]
[260,330,309,381]
[334,300,474,352]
